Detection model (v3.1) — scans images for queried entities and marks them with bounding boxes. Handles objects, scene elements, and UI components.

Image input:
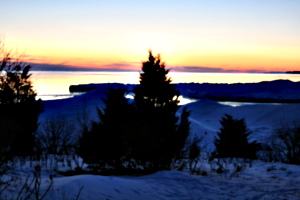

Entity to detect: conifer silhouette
[133,51,189,171]
[213,114,258,159]
[79,87,135,172]
[0,41,42,158]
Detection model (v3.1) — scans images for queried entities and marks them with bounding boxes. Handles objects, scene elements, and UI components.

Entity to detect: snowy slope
[40,82,300,151]
[176,80,300,102]
[183,99,300,151]
[26,82,300,200]
[30,162,300,200]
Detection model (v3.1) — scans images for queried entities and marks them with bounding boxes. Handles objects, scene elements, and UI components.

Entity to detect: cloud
[180,66,224,72]
[28,63,86,71]
[172,66,230,72]
[171,66,267,73]
[27,62,140,71]
[26,61,271,73]
[99,62,140,71]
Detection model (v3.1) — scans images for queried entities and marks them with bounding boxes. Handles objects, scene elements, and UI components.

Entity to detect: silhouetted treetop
[0,41,36,105]
[135,50,179,109]
[0,39,42,157]
[132,50,189,172]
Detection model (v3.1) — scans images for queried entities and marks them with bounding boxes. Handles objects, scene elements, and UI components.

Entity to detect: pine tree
[79,86,135,172]
[174,107,191,158]
[0,41,42,158]
[134,51,179,109]
[133,51,188,171]
[213,114,258,159]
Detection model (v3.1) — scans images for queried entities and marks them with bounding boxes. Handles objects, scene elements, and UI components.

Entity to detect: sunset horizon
[2,0,299,73]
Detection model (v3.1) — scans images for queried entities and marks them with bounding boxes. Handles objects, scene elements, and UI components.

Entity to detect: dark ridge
[69,80,300,103]
[286,71,300,74]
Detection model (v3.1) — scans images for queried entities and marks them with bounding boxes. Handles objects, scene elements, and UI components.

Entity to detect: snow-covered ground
[37,162,300,200]
[5,81,300,200]
[5,160,300,199]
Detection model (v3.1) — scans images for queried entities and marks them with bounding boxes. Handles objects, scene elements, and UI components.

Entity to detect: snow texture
[23,163,300,199]
[26,81,300,199]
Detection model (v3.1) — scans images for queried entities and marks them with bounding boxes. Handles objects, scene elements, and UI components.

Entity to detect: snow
[184,99,300,151]
[20,163,300,199]
[176,80,300,102]
[5,81,300,199]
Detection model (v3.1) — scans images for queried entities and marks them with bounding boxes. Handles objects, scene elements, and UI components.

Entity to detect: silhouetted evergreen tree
[174,107,191,157]
[213,114,258,159]
[133,51,189,172]
[0,42,42,158]
[79,87,135,172]
[189,141,200,161]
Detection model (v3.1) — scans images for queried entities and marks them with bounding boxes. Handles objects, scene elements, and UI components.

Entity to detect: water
[30,71,300,101]
[31,71,139,100]
[218,101,287,107]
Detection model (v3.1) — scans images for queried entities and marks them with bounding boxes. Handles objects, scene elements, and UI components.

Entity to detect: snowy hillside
[43,81,300,151]
[177,80,300,102]
[184,99,300,151]
[25,81,300,200]
[38,163,300,200]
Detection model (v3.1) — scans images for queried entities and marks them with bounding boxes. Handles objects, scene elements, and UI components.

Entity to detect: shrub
[213,114,259,160]
[270,120,300,165]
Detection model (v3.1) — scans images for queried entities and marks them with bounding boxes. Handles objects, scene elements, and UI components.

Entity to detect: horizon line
[30,69,288,74]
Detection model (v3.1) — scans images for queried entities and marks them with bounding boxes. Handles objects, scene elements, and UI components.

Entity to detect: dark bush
[213,114,259,160]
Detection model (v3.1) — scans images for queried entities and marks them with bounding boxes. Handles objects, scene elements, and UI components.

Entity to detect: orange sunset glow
[1,0,300,72]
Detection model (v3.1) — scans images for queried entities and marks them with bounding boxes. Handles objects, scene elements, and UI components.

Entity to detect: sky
[1,0,300,72]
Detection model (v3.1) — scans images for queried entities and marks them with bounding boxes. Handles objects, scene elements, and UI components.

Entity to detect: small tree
[187,138,201,174]
[79,87,135,172]
[174,107,191,158]
[213,114,258,160]
[0,40,42,159]
[133,51,189,172]
[270,121,300,165]
[37,115,75,169]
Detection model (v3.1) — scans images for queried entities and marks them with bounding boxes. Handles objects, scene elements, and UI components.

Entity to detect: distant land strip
[286,71,300,74]
[69,80,300,103]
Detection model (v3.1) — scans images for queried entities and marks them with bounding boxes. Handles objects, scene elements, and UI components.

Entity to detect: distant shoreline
[286,71,300,74]
[69,80,300,103]
[31,70,290,74]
